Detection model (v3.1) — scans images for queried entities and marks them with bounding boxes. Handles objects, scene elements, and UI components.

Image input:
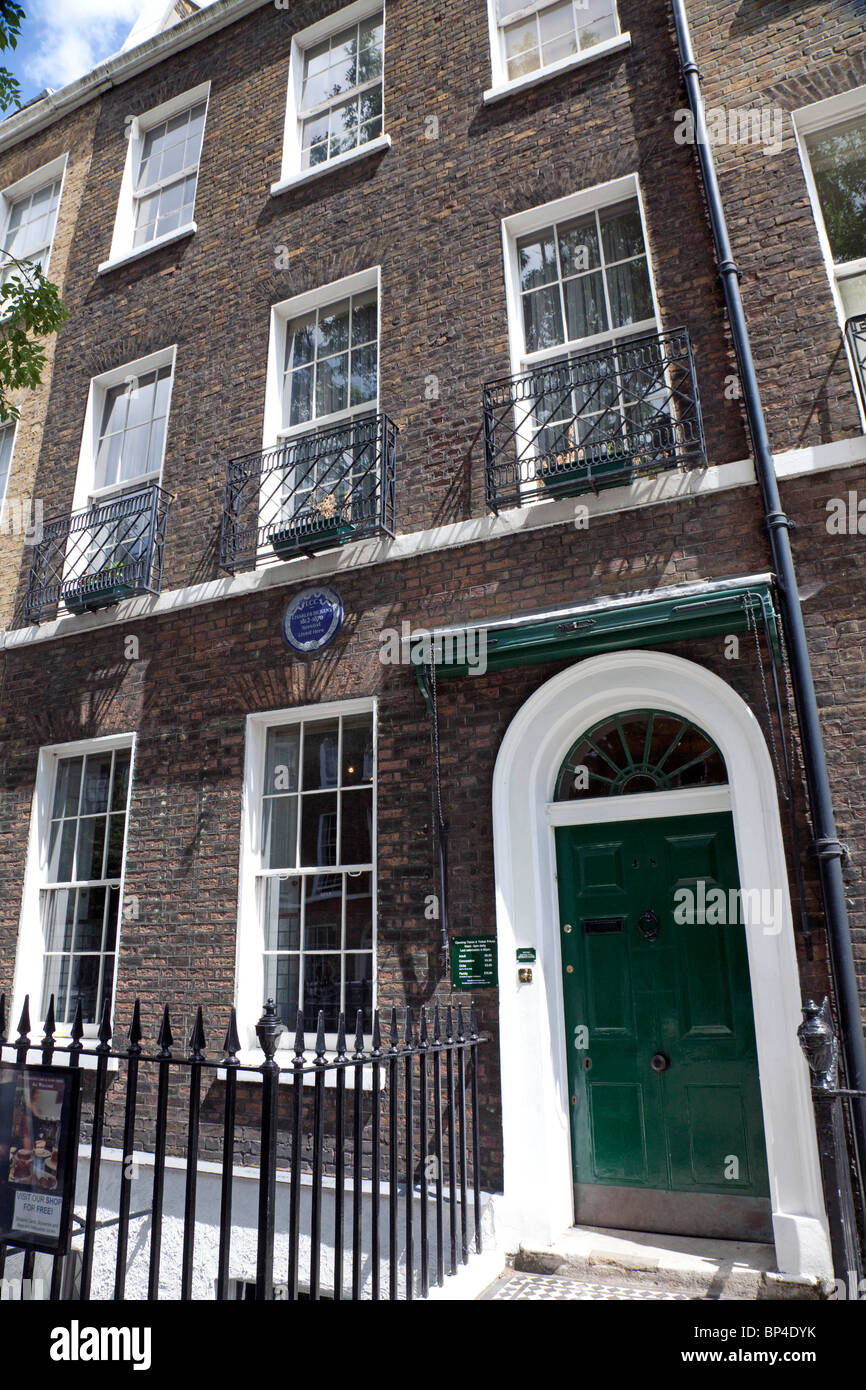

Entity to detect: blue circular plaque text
[283,586,343,653]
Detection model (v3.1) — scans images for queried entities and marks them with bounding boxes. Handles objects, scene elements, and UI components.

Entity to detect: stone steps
[506,1225,828,1301]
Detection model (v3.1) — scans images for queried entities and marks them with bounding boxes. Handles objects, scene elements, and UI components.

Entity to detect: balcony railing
[220,411,398,573]
[845,314,866,417]
[24,483,171,624]
[482,327,706,512]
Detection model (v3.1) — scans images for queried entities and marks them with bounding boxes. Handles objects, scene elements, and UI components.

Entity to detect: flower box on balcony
[270,519,358,559]
[270,494,358,559]
[539,445,641,495]
[64,566,137,614]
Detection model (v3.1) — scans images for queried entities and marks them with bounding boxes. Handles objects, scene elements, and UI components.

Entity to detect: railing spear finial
[128,999,143,1053]
[41,995,56,1063]
[15,995,31,1059]
[223,1006,241,1065]
[157,1005,174,1057]
[97,996,113,1049]
[189,1005,206,1061]
[335,1011,347,1062]
[293,1008,306,1061]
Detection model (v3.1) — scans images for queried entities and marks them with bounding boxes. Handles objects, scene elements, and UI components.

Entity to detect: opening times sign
[450,936,498,990]
[0,1064,80,1254]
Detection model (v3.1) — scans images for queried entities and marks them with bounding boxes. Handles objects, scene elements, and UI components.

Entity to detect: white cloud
[25,0,222,92]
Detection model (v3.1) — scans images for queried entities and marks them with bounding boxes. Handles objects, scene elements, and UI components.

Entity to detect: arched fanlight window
[554,709,727,800]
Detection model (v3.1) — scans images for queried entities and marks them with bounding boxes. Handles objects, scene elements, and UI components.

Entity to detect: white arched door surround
[491,649,832,1280]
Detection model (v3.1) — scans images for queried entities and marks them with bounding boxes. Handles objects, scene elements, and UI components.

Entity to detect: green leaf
[0,253,69,421]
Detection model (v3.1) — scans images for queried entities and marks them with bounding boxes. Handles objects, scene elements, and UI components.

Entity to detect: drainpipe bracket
[765,510,795,534]
[815,837,848,867]
[718,258,743,281]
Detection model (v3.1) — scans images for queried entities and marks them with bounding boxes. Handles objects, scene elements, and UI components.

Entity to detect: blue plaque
[283,586,343,653]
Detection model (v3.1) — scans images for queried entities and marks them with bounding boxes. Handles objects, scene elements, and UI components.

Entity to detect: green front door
[555,810,772,1240]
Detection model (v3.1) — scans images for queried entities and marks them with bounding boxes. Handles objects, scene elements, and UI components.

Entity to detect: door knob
[638,908,660,942]
[650,1052,670,1072]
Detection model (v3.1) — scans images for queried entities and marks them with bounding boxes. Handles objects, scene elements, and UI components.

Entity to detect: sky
[3,1,221,111]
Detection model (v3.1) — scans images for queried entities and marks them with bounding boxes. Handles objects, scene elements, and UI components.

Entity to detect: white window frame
[264,267,381,448]
[793,86,866,428]
[500,175,663,501]
[72,346,177,512]
[0,418,18,514]
[60,347,176,601]
[271,0,390,197]
[0,153,68,282]
[99,81,210,275]
[235,698,378,1058]
[484,0,630,105]
[12,732,137,1041]
[501,174,662,375]
[260,270,380,547]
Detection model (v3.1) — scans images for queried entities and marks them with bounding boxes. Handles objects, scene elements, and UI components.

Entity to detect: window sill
[97,222,197,276]
[270,134,392,197]
[88,472,161,503]
[483,33,631,105]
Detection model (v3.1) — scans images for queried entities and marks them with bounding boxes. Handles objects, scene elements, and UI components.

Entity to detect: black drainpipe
[671,1,866,1201]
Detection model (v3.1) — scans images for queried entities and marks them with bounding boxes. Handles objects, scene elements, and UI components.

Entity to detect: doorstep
[508,1226,829,1300]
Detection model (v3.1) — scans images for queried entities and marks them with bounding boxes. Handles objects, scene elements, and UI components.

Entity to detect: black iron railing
[0,992,484,1302]
[220,412,398,572]
[24,483,171,624]
[798,998,866,1288]
[844,315,866,418]
[483,327,705,511]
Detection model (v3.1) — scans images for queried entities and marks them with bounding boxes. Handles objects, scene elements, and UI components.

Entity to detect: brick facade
[0,103,98,628]
[0,0,864,1228]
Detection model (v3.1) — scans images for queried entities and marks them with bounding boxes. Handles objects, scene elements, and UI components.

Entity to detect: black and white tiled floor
[482,1271,700,1300]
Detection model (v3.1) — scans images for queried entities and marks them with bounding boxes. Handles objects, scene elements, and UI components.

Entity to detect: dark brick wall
[4,459,862,1185]
[12,0,757,616]
[687,0,866,451]
[2,0,866,1188]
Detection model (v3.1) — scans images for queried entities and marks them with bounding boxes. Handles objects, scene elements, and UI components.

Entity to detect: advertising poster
[0,1063,80,1254]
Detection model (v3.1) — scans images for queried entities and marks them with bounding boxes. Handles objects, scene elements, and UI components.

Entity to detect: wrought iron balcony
[845,314,866,416]
[24,483,171,624]
[220,411,398,573]
[482,327,706,512]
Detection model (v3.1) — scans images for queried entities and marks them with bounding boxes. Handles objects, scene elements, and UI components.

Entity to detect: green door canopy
[413,574,780,705]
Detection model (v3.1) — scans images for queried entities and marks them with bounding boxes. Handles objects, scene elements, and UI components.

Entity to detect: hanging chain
[430,657,445,831]
[428,657,450,953]
[746,597,787,799]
